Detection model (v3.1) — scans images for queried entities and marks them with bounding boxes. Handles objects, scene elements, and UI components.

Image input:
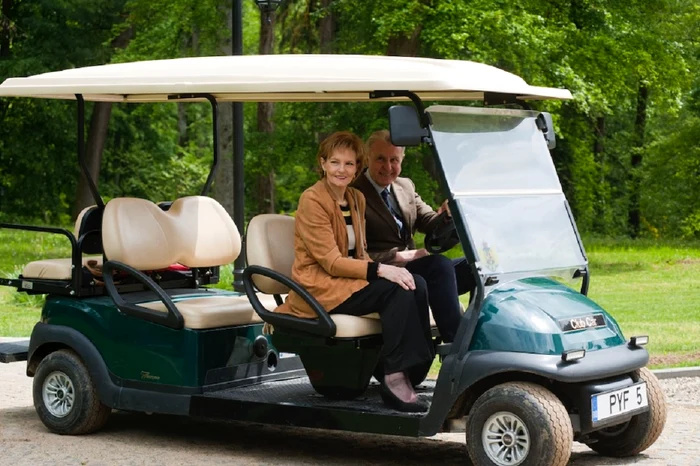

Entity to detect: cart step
[0,339,29,363]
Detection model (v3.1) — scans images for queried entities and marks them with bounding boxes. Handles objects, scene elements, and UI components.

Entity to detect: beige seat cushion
[246,214,295,295]
[138,293,285,330]
[22,256,103,280]
[140,295,263,329]
[103,196,240,271]
[329,314,382,338]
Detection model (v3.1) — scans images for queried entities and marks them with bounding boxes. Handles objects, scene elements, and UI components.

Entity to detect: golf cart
[0,55,666,466]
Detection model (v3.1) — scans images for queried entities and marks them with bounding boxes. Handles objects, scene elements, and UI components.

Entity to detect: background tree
[1,0,698,242]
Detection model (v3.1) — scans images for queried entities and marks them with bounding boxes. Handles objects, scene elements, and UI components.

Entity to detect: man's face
[368,140,403,187]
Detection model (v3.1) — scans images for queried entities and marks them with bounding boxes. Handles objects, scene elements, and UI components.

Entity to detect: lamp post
[231,0,245,292]
[254,0,285,21]
[232,0,286,292]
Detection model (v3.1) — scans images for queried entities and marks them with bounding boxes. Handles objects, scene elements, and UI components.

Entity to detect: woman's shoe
[379,382,429,413]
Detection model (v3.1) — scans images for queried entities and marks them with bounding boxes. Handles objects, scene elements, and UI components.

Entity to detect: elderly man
[351,130,472,343]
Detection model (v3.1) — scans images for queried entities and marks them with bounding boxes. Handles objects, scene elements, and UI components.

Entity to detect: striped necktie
[381,188,404,234]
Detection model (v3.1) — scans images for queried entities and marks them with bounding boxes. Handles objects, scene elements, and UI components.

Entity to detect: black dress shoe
[379,382,429,413]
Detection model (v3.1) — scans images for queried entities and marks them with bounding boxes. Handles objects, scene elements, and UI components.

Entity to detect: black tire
[586,367,667,457]
[33,349,111,435]
[466,382,572,466]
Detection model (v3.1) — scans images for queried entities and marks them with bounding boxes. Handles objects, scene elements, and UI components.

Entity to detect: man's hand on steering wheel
[437,200,451,218]
[394,248,430,266]
[425,208,460,254]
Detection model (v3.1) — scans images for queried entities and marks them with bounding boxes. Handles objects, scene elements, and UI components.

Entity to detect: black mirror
[536,112,556,150]
[388,105,428,147]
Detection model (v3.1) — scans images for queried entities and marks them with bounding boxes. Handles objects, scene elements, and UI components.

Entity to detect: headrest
[103,196,240,270]
[246,214,295,294]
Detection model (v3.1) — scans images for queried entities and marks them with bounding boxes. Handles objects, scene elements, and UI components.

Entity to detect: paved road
[1,360,699,466]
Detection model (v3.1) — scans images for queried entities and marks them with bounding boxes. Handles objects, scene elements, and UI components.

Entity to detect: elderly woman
[275,131,433,412]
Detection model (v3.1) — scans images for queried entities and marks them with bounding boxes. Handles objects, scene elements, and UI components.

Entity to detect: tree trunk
[319,0,334,54]
[314,2,335,145]
[0,0,14,119]
[213,3,234,215]
[0,0,12,58]
[72,27,132,218]
[628,85,648,238]
[387,26,423,57]
[255,11,276,214]
[593,116,606,231]
[73,103,113,217]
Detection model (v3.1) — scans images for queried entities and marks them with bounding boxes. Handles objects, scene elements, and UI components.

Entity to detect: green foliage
[1,0,699,241]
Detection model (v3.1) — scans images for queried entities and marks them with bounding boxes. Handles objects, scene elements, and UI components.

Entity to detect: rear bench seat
[21,205,103,280]
[245,214,440,339]
[102,196,264,330]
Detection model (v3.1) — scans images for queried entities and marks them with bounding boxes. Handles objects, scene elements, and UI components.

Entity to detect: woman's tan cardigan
[275,179,373,319]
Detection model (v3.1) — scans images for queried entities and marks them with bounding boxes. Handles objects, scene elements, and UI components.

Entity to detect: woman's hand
[377,263,416,290]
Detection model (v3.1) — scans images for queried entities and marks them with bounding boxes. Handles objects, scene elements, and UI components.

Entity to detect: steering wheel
[424,210,460,254]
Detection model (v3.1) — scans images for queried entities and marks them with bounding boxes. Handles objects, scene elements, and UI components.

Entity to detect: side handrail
[0,223,81,290]
[242,265,336,337]
[102,260,184,330]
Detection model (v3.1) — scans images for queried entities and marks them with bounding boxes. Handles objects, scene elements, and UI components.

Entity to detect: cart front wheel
[466,382,572,466]
[585,367,667,457]
[33,349,111,435]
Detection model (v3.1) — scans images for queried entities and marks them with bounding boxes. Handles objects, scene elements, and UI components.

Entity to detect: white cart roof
[0,54,572,103]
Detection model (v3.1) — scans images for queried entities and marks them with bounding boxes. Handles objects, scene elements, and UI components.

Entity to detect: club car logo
[140,371,161,381]
[558,314,606,332]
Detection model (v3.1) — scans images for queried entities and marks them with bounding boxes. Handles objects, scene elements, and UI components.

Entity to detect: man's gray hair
[366,130,406,155]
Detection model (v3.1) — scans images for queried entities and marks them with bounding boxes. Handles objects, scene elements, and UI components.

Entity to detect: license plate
[591,382,648,423]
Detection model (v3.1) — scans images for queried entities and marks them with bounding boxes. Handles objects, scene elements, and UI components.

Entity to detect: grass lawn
[0,229,72,336]
[584,237,700,368]
[1,229,699,368]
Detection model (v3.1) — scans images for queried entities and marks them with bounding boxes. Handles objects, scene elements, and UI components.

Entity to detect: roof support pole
[232,0,246,292]
[166,93,219,196]
[75,94,104,208]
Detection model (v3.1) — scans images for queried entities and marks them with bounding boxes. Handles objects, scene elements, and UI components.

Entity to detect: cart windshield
[428,106,587,278]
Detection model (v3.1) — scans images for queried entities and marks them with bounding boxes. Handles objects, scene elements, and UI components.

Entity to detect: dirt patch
[650,351,700,367]
[677,258,700,265]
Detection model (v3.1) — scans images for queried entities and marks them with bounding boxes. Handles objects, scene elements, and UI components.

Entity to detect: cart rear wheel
[466,382,572,466]
[33,349,111,435]
[585,367,667,457]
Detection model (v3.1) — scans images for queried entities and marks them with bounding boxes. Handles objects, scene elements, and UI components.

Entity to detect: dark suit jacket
[352,173,442,264]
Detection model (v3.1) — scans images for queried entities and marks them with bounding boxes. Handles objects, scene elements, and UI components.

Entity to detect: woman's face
[322,147,357,190]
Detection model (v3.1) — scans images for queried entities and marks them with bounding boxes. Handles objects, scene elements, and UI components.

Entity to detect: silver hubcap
[482,411,530,466]
[42,371,75,418]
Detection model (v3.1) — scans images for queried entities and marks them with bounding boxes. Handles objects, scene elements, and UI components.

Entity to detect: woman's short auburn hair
[317,131,367,179]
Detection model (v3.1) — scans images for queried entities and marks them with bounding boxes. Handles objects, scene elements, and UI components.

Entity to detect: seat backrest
[102,196,240,270]
[74,205,104,254]
[246,214,295,294]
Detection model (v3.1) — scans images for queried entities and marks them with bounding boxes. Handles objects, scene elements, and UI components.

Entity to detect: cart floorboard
[0,339,29,363]
[190,377,435,436]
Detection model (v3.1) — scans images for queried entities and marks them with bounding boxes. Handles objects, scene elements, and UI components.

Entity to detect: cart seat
[137,293,287,329]
[246,214,441,336]
[22,256,103,280]
[21,205,105,280]
[102,196,261,329]
[246,213,385,338]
